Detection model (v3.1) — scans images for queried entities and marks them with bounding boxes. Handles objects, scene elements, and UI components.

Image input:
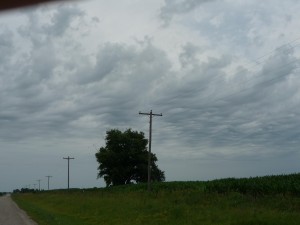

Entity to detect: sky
[1,0,300,192]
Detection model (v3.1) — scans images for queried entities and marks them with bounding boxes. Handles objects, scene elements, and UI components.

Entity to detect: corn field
[204,173,300,196]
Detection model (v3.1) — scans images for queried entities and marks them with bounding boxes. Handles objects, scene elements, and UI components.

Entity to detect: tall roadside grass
[13,174,300,225]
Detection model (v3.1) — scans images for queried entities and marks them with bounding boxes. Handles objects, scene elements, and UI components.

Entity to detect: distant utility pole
[63,156,74,190]
[139,110,162,191]
[46,176,52,190]
[37,179,41,191]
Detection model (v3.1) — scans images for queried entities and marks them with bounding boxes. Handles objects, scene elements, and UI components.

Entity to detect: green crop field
[13,174,300,225]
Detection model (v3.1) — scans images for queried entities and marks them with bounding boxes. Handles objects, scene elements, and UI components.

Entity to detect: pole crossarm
[139,110,162,191]
[139,112,162,116]
[63,157,75,160]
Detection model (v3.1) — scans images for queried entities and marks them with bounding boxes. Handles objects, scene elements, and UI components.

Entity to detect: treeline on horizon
[12,173,300,197]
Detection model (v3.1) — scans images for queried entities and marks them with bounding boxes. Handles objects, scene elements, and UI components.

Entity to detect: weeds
[12,174,300,225]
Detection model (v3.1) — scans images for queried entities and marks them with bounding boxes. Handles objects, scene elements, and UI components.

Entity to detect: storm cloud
[0,0,300,192]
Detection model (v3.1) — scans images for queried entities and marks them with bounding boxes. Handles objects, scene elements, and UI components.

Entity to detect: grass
[12,176,300,225]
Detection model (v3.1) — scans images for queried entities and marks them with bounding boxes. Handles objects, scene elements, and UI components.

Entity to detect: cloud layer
[1,0,300,191]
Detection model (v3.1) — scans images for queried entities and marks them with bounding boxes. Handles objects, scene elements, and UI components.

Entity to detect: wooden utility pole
[63,156,74,189]
[37,179,41,191]
[46,175,52,190]
[139,110,162,191]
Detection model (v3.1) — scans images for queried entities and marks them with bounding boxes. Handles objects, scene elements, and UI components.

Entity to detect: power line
[206,65,300,108]
[250,37,300,65]
[162,62,300,151]
[163,38,300,108]
[139,110,162,191]
[63,156,74,190]
[169,56,300,111]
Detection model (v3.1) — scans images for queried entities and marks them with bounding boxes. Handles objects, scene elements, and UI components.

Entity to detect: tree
[95,129,165,186]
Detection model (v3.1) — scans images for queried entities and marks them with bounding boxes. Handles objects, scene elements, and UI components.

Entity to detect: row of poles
[60,110,162,192]
[26,110,161,191]
[25,175,52,191]
[25,157,73,191]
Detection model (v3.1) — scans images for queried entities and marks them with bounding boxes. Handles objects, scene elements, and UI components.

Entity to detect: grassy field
[12,174,300,225]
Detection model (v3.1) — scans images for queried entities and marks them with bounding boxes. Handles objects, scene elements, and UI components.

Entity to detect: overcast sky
[1,0,300,192]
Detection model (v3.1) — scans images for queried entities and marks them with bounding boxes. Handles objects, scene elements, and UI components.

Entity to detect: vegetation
[95,129,165,186]
[205,173,300,196]
[13,188,38,194]
[13,173,300,225]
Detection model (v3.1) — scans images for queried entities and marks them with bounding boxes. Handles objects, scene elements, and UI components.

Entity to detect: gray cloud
[1,0,300,192]
[18,5,84,45]
[160,0,213,25]
[150,44,300,160]
[46,5,85,37]
[179,42,202,67]
[71,42,172,127]
[0,6,86,143]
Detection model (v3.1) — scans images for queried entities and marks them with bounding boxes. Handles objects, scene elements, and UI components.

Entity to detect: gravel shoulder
[0,194,38,225]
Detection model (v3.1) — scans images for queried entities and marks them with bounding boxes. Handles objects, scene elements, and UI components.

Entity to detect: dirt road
[0,195,38,225]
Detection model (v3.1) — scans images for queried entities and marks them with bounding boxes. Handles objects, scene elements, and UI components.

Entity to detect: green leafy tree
[95,129,165,186]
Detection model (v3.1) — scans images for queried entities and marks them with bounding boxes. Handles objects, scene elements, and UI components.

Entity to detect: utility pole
[37,179,41,191]
[139,110,162,191]
[63,156,74,190]
[46,176,52,190]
